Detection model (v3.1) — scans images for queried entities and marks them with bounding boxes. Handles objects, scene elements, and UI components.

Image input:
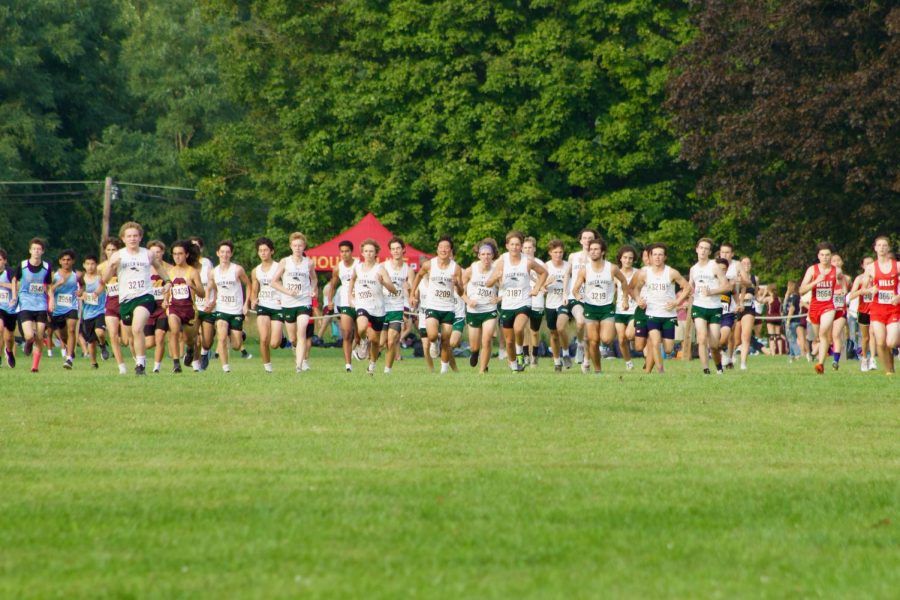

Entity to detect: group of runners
[1,222,898,376]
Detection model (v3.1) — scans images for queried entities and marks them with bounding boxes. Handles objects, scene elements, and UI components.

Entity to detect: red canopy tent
[306,213,431,273]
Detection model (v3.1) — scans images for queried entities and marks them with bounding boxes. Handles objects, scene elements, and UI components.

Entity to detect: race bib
[815,287,832,301]
[57,293,74,308]
[128,280,146,291]
[152,286,165,301]
[476,287,495,298]
[504,288,523,299]
[721,301,731,313]
[547,288,563,302]
[28,283,44,295]
[172,284,190,300]
[219,294,237,305]
[863,292,874,303]
[433,288,452,299]
[83,292,100,306]
[259,288,277,302]
[357,289,374,300]
[695,285,708,298]
[589,289,608,303]
[106,282,118,297]
[833,293,845,309]
[878,290,894,304]
[0,289,9,305]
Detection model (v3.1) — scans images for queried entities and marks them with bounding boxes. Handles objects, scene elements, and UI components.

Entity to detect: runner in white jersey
[250,237,283,373]
[522,237,546,367]
[325,240,360,372]
[415,267,435,372]
[270,232,317,373]
[103,221,172,376]
[189,237,216,371]
[540,240,571,371]
[564,228,596,368]
[717,242,748,368]
[572,238,637,375]
[485,230,548,372]
[205,240,251,373]
[411,236,464,374]
[631,243,691,374]
[613,245,638,371]
[381,237,414,374]
[689,238,731,375]
[846,255,876,371]
[348,239,398,376]
[462,239,500,374]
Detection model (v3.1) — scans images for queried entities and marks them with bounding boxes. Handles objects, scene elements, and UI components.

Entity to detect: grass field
[1,345,898,598]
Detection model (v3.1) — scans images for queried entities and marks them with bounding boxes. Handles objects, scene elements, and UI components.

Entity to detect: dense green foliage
[3,351,899,597]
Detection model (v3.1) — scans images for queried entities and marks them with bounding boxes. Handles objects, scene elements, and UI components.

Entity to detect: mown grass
[1,348,898,598]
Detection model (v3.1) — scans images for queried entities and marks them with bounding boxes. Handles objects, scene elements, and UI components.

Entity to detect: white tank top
[529,257,545,310]
[336,259,358,307]
[417,279,430,317]
[583,260,614,307]
[213,263,244,315]
[454,293,466,319]
[117,248,153,303]
[382,260,409,312]
[427,258,458,311]
[280,256,312,308]
[567,251,588,300]
[500,253,530,310]
[353,262,386,316]
[255,262,281,310]
[645,266,676,318]
[691,260,721,310]
[616,269,636,315]
[196,257,213,311]
[724,260,740,313]
[544,260,568,310]
[466,261,498,314]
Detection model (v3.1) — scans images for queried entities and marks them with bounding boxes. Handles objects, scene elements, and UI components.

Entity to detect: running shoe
[63,358,73,370]
[469,351,479,368]
[703,368,710,375]
[428,341,439,359]
[516,353,526,372]
[562,356,573,369]
[6,349,15,368]
[241,349,253,360]
[184,347,194,367]
[574,343,584,364]
[173,363,183,374]
[135,364,146,376]
[832,361,839,371]
[301,360,310,372]
[554,364,562,372]
[814,363,824,375]
[23,340,33,356]
[367,362,376,376]
[100,344,110,361]
[200,352,210,371]
[91,362,99,369]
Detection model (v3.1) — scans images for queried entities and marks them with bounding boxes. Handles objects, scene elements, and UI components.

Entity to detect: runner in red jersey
[847,256,875,371]
[862,236,900,375]
[799,242,844,374]
[99,237,129,375]
[830,253,850,369]
[167,241,205,373]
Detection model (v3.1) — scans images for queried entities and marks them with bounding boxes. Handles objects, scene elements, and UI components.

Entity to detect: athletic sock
[561,349,570,358]
[136,355,146,367]
[201,349,209,356]
[264,362,273,372]
[32,352,41,370]
[173,359,180,369]
[554,358,562,366]
[515,344,524,355]
[523,346,530,357]
[440,361,450,373]
[154,362,161,371]
[383,366,391,374]
[833,352,841,363]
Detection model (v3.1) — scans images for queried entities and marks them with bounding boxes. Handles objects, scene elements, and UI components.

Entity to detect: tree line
[2,0,897,280]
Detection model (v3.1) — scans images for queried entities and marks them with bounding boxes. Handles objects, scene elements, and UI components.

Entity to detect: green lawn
[1,348,898,598]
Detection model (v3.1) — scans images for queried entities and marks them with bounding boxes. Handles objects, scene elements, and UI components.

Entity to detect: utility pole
[101,176,113,251]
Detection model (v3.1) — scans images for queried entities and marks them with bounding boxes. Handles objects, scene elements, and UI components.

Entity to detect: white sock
[561,349,570,357]
[264,362,272,372]
[136,356,146,367]
[201,349,209,356]
[515,345,523,355]
[440,361,449,373]
[154,362,161,371]
[383,367,391,374]
[118,363,128,374]
[554,358,562,365]
[223,364,231,372]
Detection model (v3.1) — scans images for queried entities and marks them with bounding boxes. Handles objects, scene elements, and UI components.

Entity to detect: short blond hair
[119,221,143,239]
[289,232,307,246]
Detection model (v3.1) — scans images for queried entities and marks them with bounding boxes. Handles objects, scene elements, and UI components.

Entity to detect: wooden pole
[101,176,112,251]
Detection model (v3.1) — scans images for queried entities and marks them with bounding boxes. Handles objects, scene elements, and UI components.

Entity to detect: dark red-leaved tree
[668,0,900,271]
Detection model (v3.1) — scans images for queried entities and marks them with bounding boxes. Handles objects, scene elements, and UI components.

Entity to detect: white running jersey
[500,253,530,310]
[427,258,458,311]
[417,278,430,321]
[690,260,721,310]
[116,248,153,303]
[280,256,313,308]
[616,269,636,315]
[383,260,409,312]
[353,262,386,316]
[335,259,358,308]
[544,260,568,310]
[583,260,614,307]
[466,261,497,314]
[255,262,281,310]
[196,257,213,312]
[213,263,244,315]
[566,250,588,300]
[454,293,466,320]
[529,257,546,310]
[645,266,677,318]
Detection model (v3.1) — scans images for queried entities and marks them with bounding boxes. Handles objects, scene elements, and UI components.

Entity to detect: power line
[0,180,103,185]
[117,181,198,192]
[0,190,97,198]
